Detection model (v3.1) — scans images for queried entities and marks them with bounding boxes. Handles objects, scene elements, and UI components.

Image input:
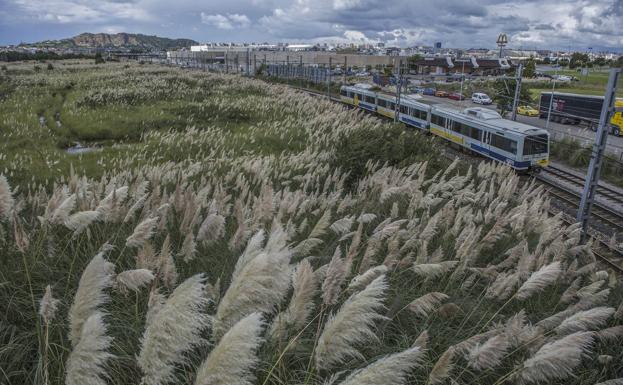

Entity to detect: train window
[431,114,446,127]
[414,109,426,120]
[354,93,362,100]
[470,127,481,140]
[389,102,395,110]
[491,134,517,154]
[400,104,409,114]
[450,121,460,132]
[377,99,387,108]
[524,134,548,155]
[340,89,347,96]
[364,95,375,103]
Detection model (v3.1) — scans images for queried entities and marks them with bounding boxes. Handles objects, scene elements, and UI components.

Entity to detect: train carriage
[338,85,550,171]
[430,107,549,170]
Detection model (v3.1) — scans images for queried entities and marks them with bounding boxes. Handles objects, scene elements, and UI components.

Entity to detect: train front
[522,131,550,170]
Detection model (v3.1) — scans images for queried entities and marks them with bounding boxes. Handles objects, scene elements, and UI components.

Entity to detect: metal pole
[511,64,523,121]
[545,67,558,130]
[459,60,465,107]
[576,68,621,241]
[394,59,402,123]
[327,57,332,100]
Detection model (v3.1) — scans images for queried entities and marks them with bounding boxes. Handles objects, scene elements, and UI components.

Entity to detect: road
[414,94,623,160]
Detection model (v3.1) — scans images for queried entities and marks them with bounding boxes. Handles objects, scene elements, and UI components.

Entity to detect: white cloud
[200,12,250,29]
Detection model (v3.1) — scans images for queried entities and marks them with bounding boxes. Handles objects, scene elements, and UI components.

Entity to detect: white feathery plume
[197,213,226,243]
[138,274,210,385]
[270,259,317,341]
[126,216,159,248]
[555,306,615,335]
[330,215,354,235]
[309,209,331,238]
[516,261,562,300]
[180,232,197,263]
[428,346,455,385]
[157,235,177,290]
[65,312,113,385]
[68,252,114,347]
[596,380,623,385]
[413,329,429,349]
[0,175,14,221]
[115,269,155,294]
[335,346,423,385]
[407,292,449,318]
[145,288,167,328]
[39,285,60,324]
[230,229,265,282]
[412,261,459,279]
[315,275,388,371]
[598,355,613,365]
[194,313,264,385]
[597,325,623,343]
[514,331,594,384]
[64,210,100,236]
[50,193,76,224]
[348,265,388,292]
[214,225,292,339]
[468,334,510,371]
[322,246,348,306]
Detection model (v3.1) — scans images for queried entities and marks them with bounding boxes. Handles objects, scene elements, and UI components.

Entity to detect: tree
[542,57,551,64]
[569,52,589,69]
[94,52,105,64]
[491,78,533,117]
[593,57,606,68]
[614,56,623,68]
[407,54,423,71]
[523,58,536,78]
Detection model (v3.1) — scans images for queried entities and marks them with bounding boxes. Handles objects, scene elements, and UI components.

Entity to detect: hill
[23,32,198,51]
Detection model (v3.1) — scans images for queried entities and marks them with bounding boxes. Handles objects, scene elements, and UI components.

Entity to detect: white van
[471,93,492,105]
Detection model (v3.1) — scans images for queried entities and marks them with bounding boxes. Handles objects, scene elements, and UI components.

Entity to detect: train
[340,84,550,171]
[538,92,623,136]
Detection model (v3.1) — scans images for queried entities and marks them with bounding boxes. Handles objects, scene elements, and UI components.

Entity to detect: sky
[1,0,622,51]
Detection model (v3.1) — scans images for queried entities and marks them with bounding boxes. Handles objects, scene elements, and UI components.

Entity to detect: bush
[333,123,448,189]
[1,65,6,71]
[33,65,41,72]
[47,63,54,70]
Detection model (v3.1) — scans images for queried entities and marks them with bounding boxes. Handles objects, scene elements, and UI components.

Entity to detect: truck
[538,92,623,136]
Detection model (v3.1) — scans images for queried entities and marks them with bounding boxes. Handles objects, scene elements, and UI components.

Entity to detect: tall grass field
[0,61,622,385]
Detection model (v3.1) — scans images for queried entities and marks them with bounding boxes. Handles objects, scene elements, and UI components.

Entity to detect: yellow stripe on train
[430,126,464,145]
[377,108,395,119]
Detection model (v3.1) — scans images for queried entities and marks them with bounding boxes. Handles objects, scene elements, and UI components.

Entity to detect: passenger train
[339,84,550,171]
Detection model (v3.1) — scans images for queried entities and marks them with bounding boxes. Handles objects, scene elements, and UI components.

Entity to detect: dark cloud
[1,0,621,50]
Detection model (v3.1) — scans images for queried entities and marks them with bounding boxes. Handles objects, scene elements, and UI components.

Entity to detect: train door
[481,130,492,155]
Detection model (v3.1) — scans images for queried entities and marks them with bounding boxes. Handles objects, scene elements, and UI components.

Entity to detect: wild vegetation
[0,61,622,385]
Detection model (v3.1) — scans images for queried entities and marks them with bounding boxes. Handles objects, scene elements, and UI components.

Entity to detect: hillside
[23,32,198,50]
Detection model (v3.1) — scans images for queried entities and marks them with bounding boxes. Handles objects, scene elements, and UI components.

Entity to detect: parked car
[435,90,449,97]
[517,105,539,117]
[423,87,436,96]
[448,92,465,101]
[471,93,492,105]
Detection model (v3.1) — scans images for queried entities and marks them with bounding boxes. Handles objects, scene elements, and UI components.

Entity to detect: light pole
[545,66,558,130]
[459,60,465,106]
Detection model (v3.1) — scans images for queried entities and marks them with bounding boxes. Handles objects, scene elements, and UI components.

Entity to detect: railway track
[540,165,623,207]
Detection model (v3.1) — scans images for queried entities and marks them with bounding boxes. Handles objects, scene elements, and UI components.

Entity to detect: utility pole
[327,57,332,100]
[510,63,523,121]
[394,59,403,123]
[545,67,558,130]
[576,68,621,241]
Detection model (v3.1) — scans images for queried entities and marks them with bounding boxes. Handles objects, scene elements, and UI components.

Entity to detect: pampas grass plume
[315,275,388,371]
[408,292,449,318]
[555,306,614,335]
[138,274,210,385]
[516,261,562,300]
[126,216,158,248]
[115,269,155,294]
[336,346,423,385]
[515,331,594,384]
[68,252,114,346]
[65,311,113,385]
[39,285,59,324]
[194,312,264,385]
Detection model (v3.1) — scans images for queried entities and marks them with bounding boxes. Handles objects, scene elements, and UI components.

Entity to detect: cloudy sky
[1,0,622,50]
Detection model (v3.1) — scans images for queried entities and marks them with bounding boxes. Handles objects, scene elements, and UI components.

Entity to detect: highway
[414,94,623,160]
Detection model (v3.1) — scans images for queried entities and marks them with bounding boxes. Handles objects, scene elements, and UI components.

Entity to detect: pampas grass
[214,224,292,339]
[126,217,158,248]
[468,333,510,371]
[138,274,210,385]
[335,346,423,385]
[68,252,114,346]
[429,346,455,384]
[516,261,562,300]
[39,285,59,324]
[514,331,594,384]
[65,311,113,385]
[407,292,449,318]
[194,312,264,385]
[315,275,387,371]
[555,307,615,335]
[115,269,155,293]
[0,174,14,221]
[347,265,388,292]
[322,247,348,306]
